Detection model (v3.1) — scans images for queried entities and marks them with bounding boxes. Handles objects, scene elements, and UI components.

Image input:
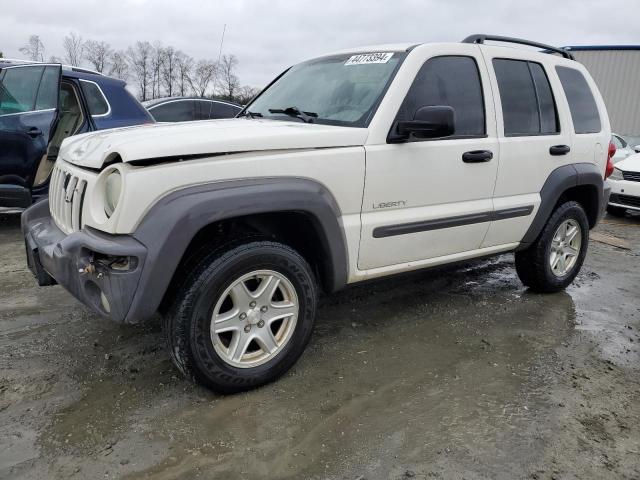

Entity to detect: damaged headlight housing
[104,170,122,217]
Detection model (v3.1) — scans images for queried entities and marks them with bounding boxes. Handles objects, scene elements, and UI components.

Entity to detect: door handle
[27,127,43,138]
[462,150,493,163]
[549,144,570,156]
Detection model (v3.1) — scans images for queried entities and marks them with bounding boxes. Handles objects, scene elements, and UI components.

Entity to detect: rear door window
[210,102,242,119]
[194,100,212,120]
[397,55,486,138]
[555,66,601,134]
[493,59,559,136]
[35,66,60,111]
[80,80,109,116]
[150,100,194,122]
[0,66,45,115]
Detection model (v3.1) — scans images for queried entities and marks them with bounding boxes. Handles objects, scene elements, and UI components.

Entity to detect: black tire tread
[163,239,316,394]
[515,201,589,293]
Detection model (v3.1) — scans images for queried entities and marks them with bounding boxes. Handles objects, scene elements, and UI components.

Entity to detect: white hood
[60,118,369,169]
[615,152,640,173]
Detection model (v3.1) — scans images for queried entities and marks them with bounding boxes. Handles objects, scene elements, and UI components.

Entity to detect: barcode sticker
[345,52,394,66]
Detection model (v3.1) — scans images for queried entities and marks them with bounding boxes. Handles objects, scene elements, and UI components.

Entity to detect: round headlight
[609,168,624,181]
[104,170,122,217]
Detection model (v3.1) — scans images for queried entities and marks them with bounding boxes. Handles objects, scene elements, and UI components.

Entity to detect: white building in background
[565,46,640,137]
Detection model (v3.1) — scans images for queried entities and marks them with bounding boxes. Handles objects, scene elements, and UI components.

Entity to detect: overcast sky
[1,0,638,88]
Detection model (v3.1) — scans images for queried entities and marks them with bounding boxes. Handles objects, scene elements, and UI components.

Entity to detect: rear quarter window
[555,66,601,134]
[80,80,110,116]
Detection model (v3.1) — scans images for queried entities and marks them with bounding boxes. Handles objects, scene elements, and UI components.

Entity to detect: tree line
[15,33,260,105]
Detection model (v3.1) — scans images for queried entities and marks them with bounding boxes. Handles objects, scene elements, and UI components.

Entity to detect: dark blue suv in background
[0,60,154,208]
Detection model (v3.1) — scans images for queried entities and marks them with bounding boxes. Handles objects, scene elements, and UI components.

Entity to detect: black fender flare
[519,163,605,248]
[127,177,348,322]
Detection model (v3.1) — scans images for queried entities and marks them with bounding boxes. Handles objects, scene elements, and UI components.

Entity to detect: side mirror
[390,106,455,143]
[634,145,640,153]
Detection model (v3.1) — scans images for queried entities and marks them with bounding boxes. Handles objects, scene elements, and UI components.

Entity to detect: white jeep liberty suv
[23,35,613,393]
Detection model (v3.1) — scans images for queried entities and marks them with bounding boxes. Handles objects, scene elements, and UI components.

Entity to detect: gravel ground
[1,211,639,480]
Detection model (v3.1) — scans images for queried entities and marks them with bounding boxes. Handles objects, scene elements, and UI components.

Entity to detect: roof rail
[0,58,34,64]
[65,65,102,75]
[0,58,102,75]
[462,34,575,60]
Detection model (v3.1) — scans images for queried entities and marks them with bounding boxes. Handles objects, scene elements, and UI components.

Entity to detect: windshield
[246,52,405,127]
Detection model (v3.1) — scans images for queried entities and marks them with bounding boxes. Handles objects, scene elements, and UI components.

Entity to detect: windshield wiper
[268,106,318,123]
[238,110,263,118]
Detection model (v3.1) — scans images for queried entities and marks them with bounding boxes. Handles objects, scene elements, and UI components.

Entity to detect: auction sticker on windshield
[345,52,394,65]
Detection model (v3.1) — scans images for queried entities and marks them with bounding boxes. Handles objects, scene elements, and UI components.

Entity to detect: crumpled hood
[60,118,369,169]
[615,152,640,173]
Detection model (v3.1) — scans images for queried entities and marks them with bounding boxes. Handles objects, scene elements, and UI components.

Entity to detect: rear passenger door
[480,49,574,247]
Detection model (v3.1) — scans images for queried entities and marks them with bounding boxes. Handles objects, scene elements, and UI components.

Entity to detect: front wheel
[163,240,317,393]
[515,201,589,293]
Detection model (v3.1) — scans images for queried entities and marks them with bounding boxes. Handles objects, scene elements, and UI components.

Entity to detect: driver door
[0,64,61,205]
[358,49,499,271]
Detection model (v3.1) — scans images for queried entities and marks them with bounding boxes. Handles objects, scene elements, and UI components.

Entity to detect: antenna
[217,23,227,64]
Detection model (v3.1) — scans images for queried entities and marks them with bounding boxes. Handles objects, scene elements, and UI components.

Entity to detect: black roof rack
[462,34,575,60]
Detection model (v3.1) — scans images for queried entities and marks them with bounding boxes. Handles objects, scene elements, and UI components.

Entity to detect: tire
[163,240,317,394]
[606,205,626,217]
[515,201,589,293]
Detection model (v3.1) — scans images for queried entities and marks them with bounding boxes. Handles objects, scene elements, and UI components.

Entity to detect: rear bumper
[0,184,32,208]
[22,199,148,322]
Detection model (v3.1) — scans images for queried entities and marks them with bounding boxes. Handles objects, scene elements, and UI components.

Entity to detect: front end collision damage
[22,199,147,322]
[22,177,349,324]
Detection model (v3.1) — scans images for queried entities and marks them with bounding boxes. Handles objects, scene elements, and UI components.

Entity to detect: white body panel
[54,40,610,286]
[477,45,609,248]
[59,119,369,168]
[359,43,499,270]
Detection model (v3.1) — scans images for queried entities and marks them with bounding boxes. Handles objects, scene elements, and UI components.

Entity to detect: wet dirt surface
[1,212,639,480]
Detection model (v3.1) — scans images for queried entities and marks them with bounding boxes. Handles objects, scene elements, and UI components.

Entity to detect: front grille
[49,164,87,234]
[622,170,640,182]
[610,193,640,208]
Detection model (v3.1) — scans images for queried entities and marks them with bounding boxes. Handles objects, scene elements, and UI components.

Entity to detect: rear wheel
[606,205,626,217]
[515,201,589,293]
[163,240,317,393]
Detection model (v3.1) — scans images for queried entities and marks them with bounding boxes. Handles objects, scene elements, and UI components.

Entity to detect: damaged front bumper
[22,200,147,322]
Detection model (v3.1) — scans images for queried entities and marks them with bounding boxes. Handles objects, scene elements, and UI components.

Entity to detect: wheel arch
[519,163,605,248]
[127,178,348,323]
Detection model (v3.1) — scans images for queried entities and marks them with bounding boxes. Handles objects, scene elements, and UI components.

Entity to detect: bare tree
[161,46,178,97]
[175,52,194,97]
[109,50,129,80]
[85,40,112,73]
[62,32,85,66]
[150,42,164,99]
[217,54,240,101]
[20,35,45,61]
[188,59,217,97]
[127,41,153,101]
[235,85,260,105]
